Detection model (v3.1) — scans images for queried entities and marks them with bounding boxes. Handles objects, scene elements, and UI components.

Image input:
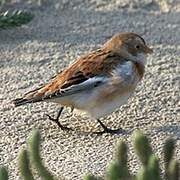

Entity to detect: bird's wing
[16,50,126,104]
[44,76,106,99]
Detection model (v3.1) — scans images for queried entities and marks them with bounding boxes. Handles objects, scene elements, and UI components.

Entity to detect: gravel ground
[0,0,179,179]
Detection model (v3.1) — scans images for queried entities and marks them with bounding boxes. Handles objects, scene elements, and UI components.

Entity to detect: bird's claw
[94,128,122,135]
[45,114,72,131]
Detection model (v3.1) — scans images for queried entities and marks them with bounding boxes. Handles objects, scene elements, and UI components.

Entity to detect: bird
[12,32,153,134]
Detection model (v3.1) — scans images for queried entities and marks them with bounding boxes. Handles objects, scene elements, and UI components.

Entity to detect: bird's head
[102,32,153,65]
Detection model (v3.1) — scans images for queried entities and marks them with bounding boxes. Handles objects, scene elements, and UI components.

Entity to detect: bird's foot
[94,127,122,135]
[46,114,72,131]
[46,107,72,131]
[95,119,123,134]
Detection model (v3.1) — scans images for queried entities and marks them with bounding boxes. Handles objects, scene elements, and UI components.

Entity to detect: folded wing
[13,50,124,107]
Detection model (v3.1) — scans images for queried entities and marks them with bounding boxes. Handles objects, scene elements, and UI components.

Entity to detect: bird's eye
[136,45,140,49]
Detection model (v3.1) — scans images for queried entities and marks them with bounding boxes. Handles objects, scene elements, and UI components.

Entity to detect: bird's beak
[144,46,153,54]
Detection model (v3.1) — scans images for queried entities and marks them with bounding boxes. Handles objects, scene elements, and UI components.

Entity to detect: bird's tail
[12,87,43,107]
[12,98,34,107]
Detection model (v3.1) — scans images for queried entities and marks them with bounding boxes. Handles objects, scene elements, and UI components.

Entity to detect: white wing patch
[62,76,106,95]
[45,76,107,99]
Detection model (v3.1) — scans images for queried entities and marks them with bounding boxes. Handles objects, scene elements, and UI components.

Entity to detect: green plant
[0,130,179,180]
[84,174,101,180]
[84,131,179,180]
[0,166,8,180]
[27,130,55,180]
[0,10,33,28]
[106,141,130,180]
[20,130,56,180]
[18,149,35,180]
[0,129,57,180]
[0,130,56,180]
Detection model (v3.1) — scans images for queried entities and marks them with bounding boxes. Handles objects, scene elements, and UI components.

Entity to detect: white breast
[112,61,134,82]
[112,61,140,86]
[86,91,133,119]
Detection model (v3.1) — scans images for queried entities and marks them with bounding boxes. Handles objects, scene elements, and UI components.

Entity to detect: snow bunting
[13,32,153,134]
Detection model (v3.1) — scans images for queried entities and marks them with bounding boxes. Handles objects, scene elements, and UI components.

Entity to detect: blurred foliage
[0,10,33,28]
[84,131,179,180]
[0,130,179,180]
[0,130,57,180]
[0,166,8,180]
[0,0,44,28]
[18,130,56,180]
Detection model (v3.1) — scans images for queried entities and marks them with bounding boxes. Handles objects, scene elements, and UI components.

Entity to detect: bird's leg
[95,119,122,134]
[46,107,72,131]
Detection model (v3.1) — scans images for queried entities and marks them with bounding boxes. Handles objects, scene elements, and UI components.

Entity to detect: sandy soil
[0,0,179,179]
